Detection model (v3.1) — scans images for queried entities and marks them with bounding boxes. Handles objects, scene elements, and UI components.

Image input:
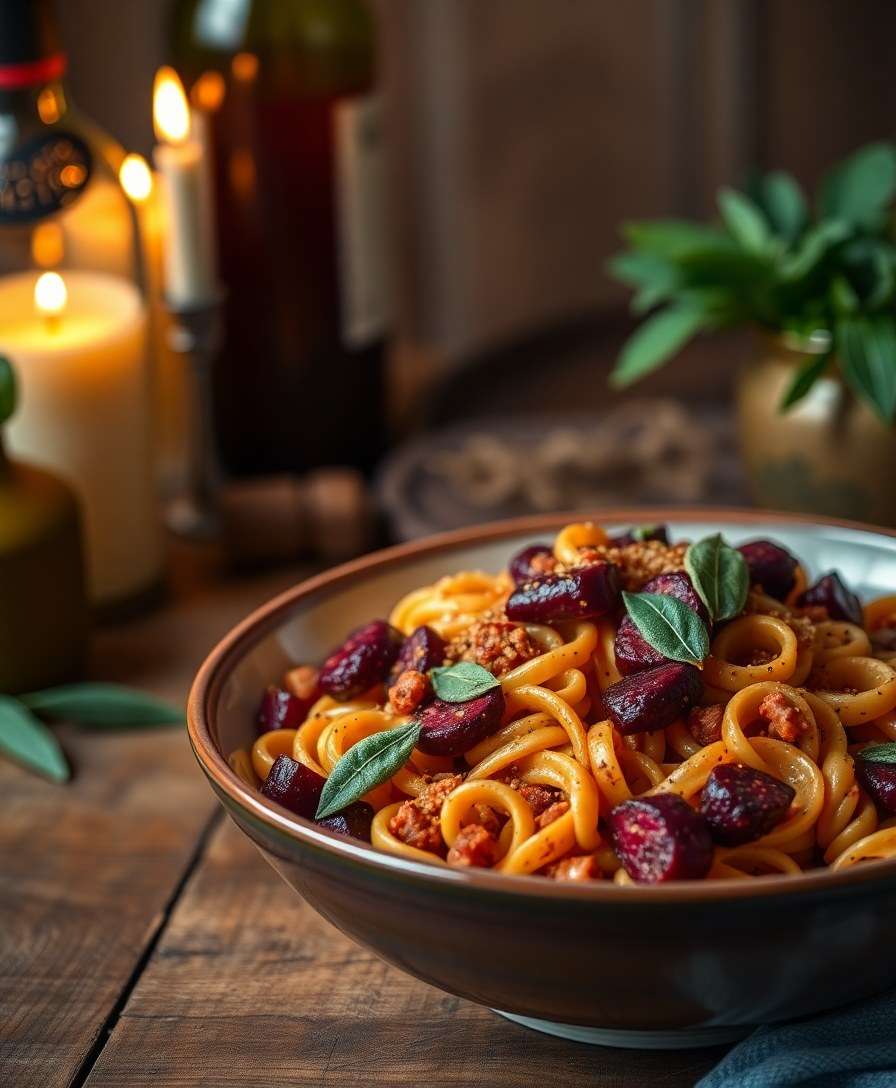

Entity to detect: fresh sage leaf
[718,187,771,254]
[838,315,896,424]
[859,742,896,765]
[20,683,184,728]
[315,720,421,820]
[431,662,500,703]
[757,171,807,243]
[0,695,69,782]
[779,352,831,412]
[685,534,749,622]
[818,142,896,230]
[610,304,709,388]
[622,591,710,667]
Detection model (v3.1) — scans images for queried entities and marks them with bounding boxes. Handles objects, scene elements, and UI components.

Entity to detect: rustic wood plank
[85,821,728,1087]
[0,551,310,1088]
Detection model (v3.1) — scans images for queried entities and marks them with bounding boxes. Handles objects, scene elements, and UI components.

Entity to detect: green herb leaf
[718,188,771,254]
[431,662,500,703]
[778,351,831,412]
[315,720,421,820]
[610,304,709,388]
[838,315,896,424]
[632,525,660,542]
[859,742,896,765]
[818,141,896,230]
[685,534,749,622]
[757,171,807,243]
[20,683,184,728]
[0,695,69,782]
[607,251,680,314]
[622,220,731,259]
[778,219,851,280]
[621,591,710,667]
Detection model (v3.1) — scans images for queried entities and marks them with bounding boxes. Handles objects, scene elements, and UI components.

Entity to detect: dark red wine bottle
[171,0,388,476]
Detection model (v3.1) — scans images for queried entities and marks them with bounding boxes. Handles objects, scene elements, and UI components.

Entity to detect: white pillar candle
[152,67,217,309]
[121,154,188,495]
[0,270,162,606]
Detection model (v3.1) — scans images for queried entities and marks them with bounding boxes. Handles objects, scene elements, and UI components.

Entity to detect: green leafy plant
[0,683,184,782]
[608,141,896,422]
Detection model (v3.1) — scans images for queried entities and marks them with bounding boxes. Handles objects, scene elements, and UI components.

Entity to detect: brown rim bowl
[188,508,896,1045]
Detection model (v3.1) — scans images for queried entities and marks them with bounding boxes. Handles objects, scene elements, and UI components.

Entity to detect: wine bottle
[171,0,389,477]
[0,0,162,612]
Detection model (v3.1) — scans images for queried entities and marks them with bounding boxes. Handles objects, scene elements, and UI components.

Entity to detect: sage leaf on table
[859,743,896,765]
[622,591,710,667]
[315,720,421,820]
[685,534,749,622]
[431,662,500,703]
[20,683,184,728]
[0,695,69,782]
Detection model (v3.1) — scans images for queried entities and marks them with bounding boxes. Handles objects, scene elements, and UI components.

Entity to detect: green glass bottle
[171,0,389,477]
[0,358,88,693]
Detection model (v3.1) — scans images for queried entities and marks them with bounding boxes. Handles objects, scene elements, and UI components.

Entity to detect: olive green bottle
[0,358,88,693]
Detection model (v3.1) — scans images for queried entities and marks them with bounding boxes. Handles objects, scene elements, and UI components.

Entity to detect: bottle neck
[0,51,66,92]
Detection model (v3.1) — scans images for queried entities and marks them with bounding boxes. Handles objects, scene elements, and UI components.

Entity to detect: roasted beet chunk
[797,571,863,626]
[319,619,404,700]
[738,539,799,601]
[856,750,896,814]
[615,571,708,676]
[609,525,669,548]
[614,615,667,675]
[610,794,713,882]
[256,686,309,734]
[699,763,795,846]
[603,661,703,735]
[416,688,505,756]
[260,755,326,818]
[392,625,446,680]
[508,543,556,585]
[315,801,374,841]
[506,562,620,623]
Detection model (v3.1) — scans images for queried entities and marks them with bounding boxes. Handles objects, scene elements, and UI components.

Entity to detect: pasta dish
[228,522,896,884]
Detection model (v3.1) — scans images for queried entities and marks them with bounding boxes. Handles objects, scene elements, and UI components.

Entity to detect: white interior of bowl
[214,516,896,759]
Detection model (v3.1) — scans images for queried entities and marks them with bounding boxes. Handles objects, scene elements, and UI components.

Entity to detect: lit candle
[121,153,187,493]
[153,67,218,308]
[0,270,162,607]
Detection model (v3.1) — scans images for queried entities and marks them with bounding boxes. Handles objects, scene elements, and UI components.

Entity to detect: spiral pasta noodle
[234,523,896,884]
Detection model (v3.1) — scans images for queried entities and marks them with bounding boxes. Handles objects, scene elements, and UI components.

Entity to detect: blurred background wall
[59,0,896,369]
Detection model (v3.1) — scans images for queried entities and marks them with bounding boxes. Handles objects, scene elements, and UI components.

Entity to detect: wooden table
[0,545,729,1088]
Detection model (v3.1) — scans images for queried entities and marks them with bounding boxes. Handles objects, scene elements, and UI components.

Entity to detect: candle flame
[120,153,154,203]
[35,272,67,320]
[153,67,191,144]
[193,70,225,112]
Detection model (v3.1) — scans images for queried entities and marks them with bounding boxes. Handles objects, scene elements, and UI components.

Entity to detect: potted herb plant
[609,140,896,523]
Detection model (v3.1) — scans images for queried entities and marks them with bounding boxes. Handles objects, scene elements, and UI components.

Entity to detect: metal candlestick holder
[164,292,226,540]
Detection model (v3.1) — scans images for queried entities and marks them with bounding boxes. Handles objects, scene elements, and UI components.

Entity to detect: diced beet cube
[256,686,308,734]
[506,562,620,623]
[416,688,505,756]
[319,619,404,700]
[259,755,326,819]
[699,762,795,846]
[392,625,446,680]
[797,572,863,626]
[315,802,374,841]
[508,543,555,586]
[856,750,896,814]
[738,539,799,601]
[603,661,703,735]
[610,794,713,882]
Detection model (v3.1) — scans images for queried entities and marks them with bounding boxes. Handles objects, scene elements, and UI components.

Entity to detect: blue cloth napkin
[697,988,896,1088]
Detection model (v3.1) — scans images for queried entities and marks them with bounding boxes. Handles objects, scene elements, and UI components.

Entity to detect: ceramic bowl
[188,509,896,1049]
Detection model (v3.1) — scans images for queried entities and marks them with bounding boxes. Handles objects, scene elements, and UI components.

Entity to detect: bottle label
[0,131,92,225]
[333,93,391,348]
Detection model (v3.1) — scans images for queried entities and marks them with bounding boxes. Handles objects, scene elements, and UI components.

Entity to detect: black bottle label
[0,131,92,225]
